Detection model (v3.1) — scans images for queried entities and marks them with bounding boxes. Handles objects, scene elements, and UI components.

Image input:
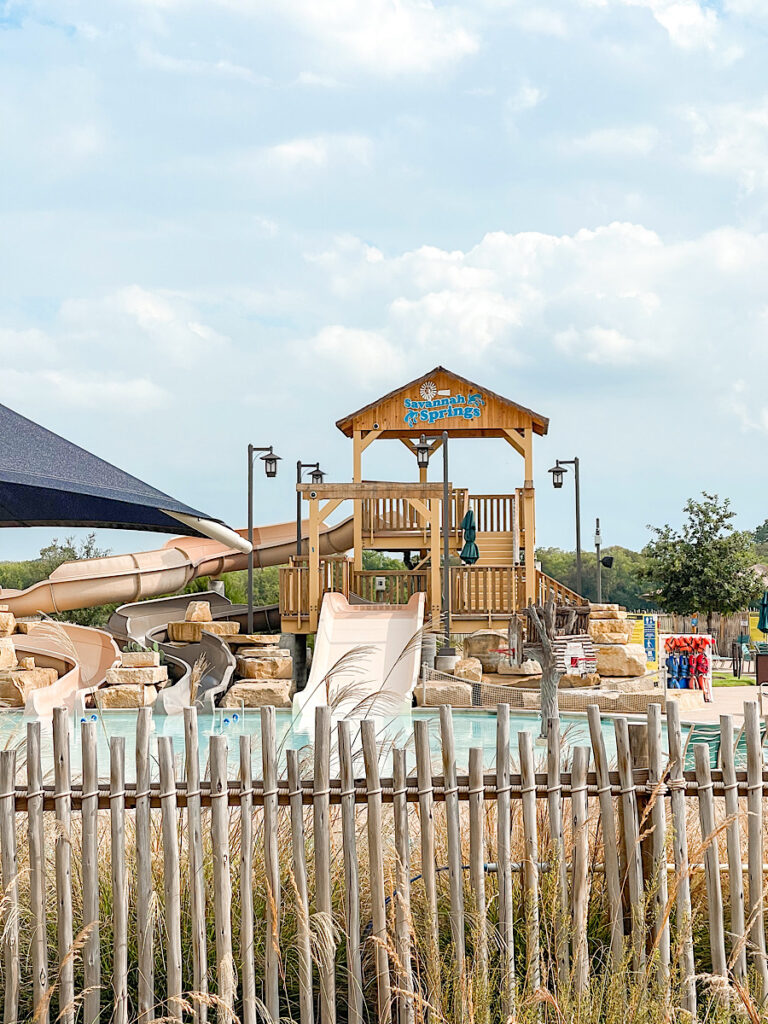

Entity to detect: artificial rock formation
[462,631,507,673]
[0,606,16,638]
[236,653,293,680]
[96,684,158,708]
[589,619,634,645]
[120,651,160,668]
[0,667,58,704]
[0,637,15,670]
[559,672,601,689]
[497,657,542,677]
[167,620,240,642]
[415,680,472,707]
[454,657,483,683]
[220,680,292,708]
[186,601,213,622]
[105,666,168,687]
[595,643,647,678]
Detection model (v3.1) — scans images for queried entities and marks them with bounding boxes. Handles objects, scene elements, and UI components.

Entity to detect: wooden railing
[280,557,351,622]
[351,570,429,605]
[468,493,515,533]
[451,564,517,617]
[535,568,584,605]
[361,488,469,539]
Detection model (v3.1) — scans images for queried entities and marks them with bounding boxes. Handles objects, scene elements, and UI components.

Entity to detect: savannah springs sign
[403,380,485,428]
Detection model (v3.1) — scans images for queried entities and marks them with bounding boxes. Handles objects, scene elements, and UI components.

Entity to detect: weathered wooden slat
[110,736,129,1024]
[239,735,256,1024]
[468,746,488,1015]
[81,722,100,1024]
[570,746,590,997]
[393,748,415,1024]
[413,718,441,1017]
[26,721,48,1024]
[546,717,569,990]
[314,706,337,1023]
[518,729,540,990]
[744,701,768,998]
[361,717,392,1024]
[338,720,363,1024]
[53,706,75,1024]
[210,734,236,1014]
[646,703,670,987]
[496,705,515,1014]
[287,749,314,1024]
[261,706,281,1021]
[720,714,747,983]
[614,717,645,970]
[0,750,19,1024]
[666,701,696,1016]
[439,705,466,979]
[158,737,183,1024]
[135,707,154,1024]
[694,743,727,978]
[587,704,623,969]
[184,707,208,1024]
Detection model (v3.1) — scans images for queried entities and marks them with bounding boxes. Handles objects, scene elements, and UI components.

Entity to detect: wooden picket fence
[0,701,768,1022]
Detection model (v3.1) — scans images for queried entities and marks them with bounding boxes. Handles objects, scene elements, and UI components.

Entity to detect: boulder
[105,666,168,687]
[18,657,35,670]
[120,651,161,668]
[0,611,16,638]
[415,680,472,707]
[589,620,634,645]
[590,603,620,612]
[559,672,601,689]
[185,601,213,622]
[0,667,59,703]
[219,680,292,708]
[497,657,542,677]
[462,630,507,672]
[0,637,15,671]
[236,655,293,680]
[595,643,647,678]
[231,634,282,647]
[238,647,290,659]
[95,684,157,708]
[167,620,240,642]
[453,657,483,683]
[589,609,627,620]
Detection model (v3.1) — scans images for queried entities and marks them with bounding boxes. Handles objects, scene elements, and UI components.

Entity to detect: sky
[1,0,768,562]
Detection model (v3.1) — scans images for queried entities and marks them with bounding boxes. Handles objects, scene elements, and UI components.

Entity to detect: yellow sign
[628,613,659,670]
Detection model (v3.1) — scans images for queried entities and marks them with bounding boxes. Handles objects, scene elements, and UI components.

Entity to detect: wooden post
[81,722,100,1024]
[586,705,623,969]
[430,504,442,627]
[694,743,728,979]
[720,714,747,983]
[53,706,75,1024]
[314,706,337,1022]
[646,704,670,987]
[613,718,645,970]
[0,750,19,1024]
[184,707,208,1024]
[261,707,281,1021]
[158,737,183,1024]
[546,718,569,990]
[26,721,48,1024]
[570,746,590,997]
[413,719,441,1016]
[439,705,466,979]
[496,705,515,1013]
[239,735,256,1024]
[135,707,154,1024]
[393,748,415,1024]
[309,494,321,631]
[361,718,392,1024]
[468,746,488,1012]
[338,721,363,1024]
[287,750,314,1024]
[665,701,696,1016]
[110,737,128,1024]
[210,734,236,1015]
[744,700,768,998]
[518,729,540,990]
[522,430,536,604]
[353,429,363,572]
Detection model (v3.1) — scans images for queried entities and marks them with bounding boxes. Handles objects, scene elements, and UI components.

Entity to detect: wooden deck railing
[451,564,517,617]
[469,493,516,533]
[350,569,429,605]
[361,488,469,540]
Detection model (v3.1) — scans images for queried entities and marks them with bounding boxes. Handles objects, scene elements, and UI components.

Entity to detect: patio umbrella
[759,588,768,635]
[459,508,479,564]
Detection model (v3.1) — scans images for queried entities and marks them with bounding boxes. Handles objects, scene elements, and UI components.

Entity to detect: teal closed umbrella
[759,589,768,635]
[459,509,479,565]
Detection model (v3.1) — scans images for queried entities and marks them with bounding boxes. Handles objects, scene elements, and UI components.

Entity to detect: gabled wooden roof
[336,365,549,439]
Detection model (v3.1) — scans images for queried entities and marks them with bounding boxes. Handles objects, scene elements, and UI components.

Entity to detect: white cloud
[0,368,166,411]
[572,124,659,157]
[138,44,270,84]
[265,134,372,169]
[310,325,405,382]
[685,99,768,193]
[554,325,647,363]
[507,82,545,114]
[586,0,719,49]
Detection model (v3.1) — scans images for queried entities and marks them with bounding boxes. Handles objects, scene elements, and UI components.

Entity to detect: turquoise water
[0,708,668,783]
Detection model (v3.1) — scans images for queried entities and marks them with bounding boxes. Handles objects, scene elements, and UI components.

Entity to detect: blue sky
[1,0,768,561]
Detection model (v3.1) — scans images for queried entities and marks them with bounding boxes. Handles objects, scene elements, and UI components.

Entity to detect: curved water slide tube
[149,629,237,716]
[0,517,354,618]
[293,592,425,731]
[13,622,121,716]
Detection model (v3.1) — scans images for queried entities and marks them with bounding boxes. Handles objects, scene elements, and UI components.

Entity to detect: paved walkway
[683,684,762,722]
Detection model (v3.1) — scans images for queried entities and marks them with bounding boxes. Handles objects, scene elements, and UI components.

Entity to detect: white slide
[293,592,424,728]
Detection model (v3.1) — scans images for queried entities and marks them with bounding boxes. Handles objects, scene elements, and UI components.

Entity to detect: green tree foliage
[361,551,407,571]
[221,567,281,606]
[536,546,653,609]
[755,519,768,546]
[0,533,118,627]
[643,492,762,631]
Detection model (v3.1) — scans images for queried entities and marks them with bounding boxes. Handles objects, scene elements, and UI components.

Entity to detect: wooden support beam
[502,428,526,458]
[317,498,345,522]
[308,498,321,631]
[299,482,446,499]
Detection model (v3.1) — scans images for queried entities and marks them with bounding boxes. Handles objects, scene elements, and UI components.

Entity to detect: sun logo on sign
[419,380,437,401]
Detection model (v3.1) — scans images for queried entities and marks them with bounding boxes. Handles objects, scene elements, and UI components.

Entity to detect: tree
[643,492,762,633]
[536,545,653,609]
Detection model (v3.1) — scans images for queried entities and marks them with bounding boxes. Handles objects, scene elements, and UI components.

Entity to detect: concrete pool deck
[683,683,762,721]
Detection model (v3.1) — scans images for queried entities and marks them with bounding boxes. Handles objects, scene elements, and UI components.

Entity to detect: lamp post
[247,444,280,634]
[296,461,326,557]
[549,457,582,597]
[442,431,454,654]
[594,517,614,604]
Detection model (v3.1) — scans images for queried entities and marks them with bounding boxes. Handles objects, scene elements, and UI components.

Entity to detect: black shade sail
[0,402,219,536]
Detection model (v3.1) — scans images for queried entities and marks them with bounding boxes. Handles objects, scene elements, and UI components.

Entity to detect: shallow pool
[0,708,671,783]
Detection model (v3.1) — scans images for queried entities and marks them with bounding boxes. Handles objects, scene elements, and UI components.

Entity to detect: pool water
[0,708,670,783]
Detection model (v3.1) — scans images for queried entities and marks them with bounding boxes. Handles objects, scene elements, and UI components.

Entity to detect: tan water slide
[0,517,353,618]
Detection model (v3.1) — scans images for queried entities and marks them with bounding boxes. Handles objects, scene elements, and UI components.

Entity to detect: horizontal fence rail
[1,701,768,1023]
